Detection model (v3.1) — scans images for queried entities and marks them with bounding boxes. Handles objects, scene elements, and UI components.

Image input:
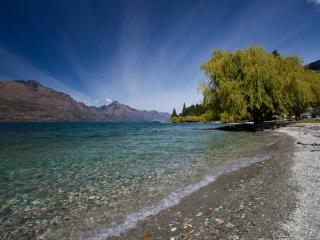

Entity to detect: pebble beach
[108,123,320,240]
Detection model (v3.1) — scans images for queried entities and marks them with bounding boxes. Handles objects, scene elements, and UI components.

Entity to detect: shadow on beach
[201,122,291,132]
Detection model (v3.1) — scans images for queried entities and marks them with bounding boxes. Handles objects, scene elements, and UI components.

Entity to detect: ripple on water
[0,122,275,239]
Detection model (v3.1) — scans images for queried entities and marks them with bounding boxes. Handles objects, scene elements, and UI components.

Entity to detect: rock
[184,223,193,229]
[215,218,224,225]
[10,229,22,238]
[143,234,153,240]
[228,235,239,240]
[31,229,37,239]
[225,222,235,228]
[23,186,39,192]
[3,218,16,227]
[236,200,245,212]
[196,212,203,217]
[171,227,177,232]
[80,188,90,194]
[0,205,8,214]
[174,211,181,216]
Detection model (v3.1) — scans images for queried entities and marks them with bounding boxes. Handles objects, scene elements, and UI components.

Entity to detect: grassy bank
[170,116,320,125]
[170,113,212,123]
[296,117,320,123]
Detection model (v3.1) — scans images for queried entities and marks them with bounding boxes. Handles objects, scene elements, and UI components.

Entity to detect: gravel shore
[105,127,305,240]
[278,123,320,240]
[103,123,320,240]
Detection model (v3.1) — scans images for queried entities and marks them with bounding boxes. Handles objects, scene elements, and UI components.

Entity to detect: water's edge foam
[86,154,270,240]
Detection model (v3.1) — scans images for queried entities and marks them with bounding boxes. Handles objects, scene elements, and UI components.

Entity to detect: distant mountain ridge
[0,80,170,122]
[307,60,320,71]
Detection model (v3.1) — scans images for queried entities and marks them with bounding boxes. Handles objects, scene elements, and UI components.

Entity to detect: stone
[196,212,203,217]
[228,235,239,240]
[215,218,224,225]
[184,223,193,229]
[143,234,153,240]
[225,222,235,228]
[3,218,16,227]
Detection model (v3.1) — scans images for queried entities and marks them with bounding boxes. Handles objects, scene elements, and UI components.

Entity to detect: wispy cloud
[94,98,113,105]
[308,0,320,6]
[0,48,92,105]
[1,0,319,112]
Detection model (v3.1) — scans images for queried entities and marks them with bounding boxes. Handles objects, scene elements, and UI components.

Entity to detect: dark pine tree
[272,49,280,57]
[181,103,187,116]
[171,108,178,117]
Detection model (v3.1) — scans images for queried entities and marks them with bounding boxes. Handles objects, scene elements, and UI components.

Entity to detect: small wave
[87,154,270,240]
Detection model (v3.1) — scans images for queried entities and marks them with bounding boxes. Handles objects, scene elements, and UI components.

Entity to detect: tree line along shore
[170,47,320,126]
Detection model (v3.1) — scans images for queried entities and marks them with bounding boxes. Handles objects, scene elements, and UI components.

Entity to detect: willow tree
[201,46,314,124]
[303,70,320,111]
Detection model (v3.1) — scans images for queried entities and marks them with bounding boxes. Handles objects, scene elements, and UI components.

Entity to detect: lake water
[0,122,275,239]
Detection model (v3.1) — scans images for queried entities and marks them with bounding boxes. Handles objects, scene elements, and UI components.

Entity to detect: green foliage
[201,46,320,124]
[170,111,213,123]
[303,70,320,111]
[296,117,320,123]
[171,108,178,117]
[272,49,280,57]
[184,103,206,116]
[181,103,187,116]
[171,102,208,122]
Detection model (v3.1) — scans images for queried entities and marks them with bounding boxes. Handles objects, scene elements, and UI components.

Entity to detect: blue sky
[0,0,319,112]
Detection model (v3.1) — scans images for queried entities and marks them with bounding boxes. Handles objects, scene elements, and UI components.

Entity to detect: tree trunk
[253,111,264,131]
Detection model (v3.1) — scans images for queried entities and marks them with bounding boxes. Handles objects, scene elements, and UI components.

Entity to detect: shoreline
[277,123,320,239]
[102,129,299,239]
[3,123,317,239]
[89,155,271,240]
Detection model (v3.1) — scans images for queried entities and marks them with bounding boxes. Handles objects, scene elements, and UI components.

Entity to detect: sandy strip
[278,123,320,240]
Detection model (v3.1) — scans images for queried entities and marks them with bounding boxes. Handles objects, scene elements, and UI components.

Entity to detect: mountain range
[0,80,170,122]
[307,60,320,72]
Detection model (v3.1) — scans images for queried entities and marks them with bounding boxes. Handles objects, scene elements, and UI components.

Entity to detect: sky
[0,0,319,113]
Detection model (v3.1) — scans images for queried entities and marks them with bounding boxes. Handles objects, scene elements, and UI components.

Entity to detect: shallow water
[0,122,274,239]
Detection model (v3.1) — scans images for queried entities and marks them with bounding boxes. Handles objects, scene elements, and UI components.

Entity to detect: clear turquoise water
[0,122,273,239]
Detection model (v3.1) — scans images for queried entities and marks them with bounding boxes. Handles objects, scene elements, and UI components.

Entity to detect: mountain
[96,101,170,122]
[0,80,170,122]
[307,60,320,72]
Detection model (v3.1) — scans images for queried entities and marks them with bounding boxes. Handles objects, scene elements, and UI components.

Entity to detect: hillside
[97,101,170,122]
[307,60,320,71]
[0,80,169,122]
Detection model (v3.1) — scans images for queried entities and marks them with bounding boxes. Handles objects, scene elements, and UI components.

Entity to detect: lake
[0,122,274,239]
